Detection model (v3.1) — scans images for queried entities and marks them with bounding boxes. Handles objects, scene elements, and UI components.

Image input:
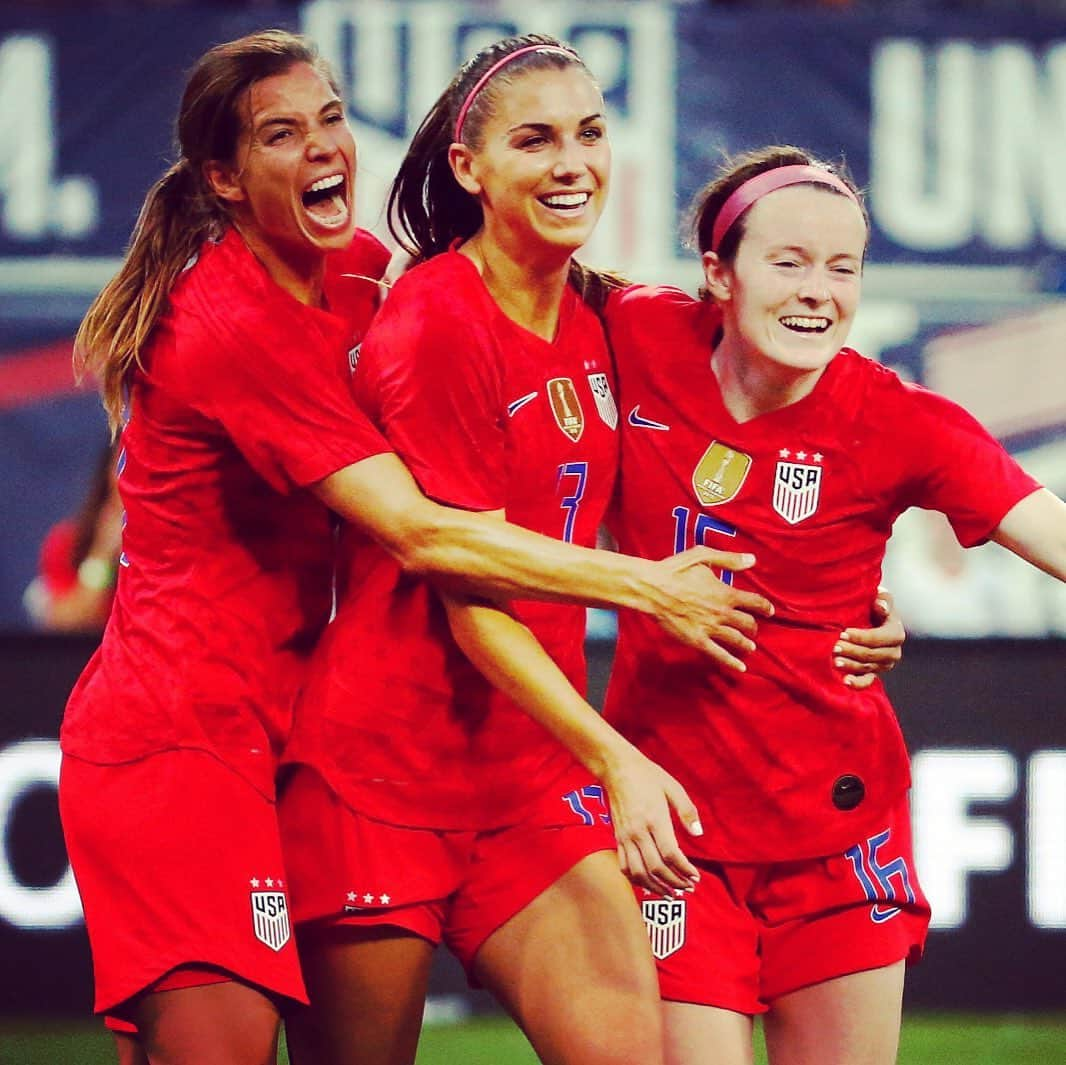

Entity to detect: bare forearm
[442,593,634,779]
[993,488,1066,583]
[316,454,771,663]
[318,454,700,610]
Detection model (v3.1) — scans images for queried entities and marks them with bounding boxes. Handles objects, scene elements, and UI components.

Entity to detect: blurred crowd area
[13,0,1066,13]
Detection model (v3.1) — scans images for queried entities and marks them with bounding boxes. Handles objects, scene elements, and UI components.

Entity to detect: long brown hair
[75,30,337,430]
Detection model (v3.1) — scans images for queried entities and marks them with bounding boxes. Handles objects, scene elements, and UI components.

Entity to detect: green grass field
[2,1013,1066,1064]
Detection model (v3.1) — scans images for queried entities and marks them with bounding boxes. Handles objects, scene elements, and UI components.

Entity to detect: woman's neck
[461,231,571,341]
[711,336,827,423]
[235,222,327,308]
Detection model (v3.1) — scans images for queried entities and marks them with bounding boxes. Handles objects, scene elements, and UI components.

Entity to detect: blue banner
[1,1,1065,629]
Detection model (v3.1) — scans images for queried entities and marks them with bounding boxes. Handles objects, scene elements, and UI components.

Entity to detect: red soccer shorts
[641,796,930,1015]
[279,766,616,972]
[60,749,307,1019]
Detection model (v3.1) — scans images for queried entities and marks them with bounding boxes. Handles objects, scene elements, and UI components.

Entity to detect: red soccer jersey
[285,251,620,829]
[60,227,391,797]
[604,285,1041,862]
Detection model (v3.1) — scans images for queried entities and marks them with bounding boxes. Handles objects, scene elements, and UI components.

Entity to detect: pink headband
[710,164,860,253]
[453,44,576,143]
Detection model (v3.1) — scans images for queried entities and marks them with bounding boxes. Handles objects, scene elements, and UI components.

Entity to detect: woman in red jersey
[601,146,1066,1065]
[58,30,780,1065]
[276,39,902,1065]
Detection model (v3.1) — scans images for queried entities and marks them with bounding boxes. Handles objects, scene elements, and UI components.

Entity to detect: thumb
[667,781,703,837]
[704,549,756,574]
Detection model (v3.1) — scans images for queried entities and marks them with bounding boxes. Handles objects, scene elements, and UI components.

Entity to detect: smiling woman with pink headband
[277,33,705,1065]
[600,144,1066,1065]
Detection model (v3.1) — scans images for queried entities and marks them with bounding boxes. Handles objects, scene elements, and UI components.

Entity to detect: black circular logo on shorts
[832,774,865,811]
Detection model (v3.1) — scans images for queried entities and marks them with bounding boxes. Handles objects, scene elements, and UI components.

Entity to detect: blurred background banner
[4,1,1065,632]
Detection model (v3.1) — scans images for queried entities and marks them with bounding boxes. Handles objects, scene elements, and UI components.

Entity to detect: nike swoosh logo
[871,905,901,923]
[627,405,670,431]
[507,392,539,417]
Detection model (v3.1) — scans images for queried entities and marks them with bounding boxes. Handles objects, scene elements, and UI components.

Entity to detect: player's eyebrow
[253,98,343,135]
[506,113,604,135]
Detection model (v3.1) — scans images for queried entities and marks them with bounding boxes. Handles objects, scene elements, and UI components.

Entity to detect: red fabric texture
[285,252,620,830]
[60,228,390,798]
[278,766,615,971]
[604,284,1041,862]
[60,750,306,1016]
[647,796,929,1014]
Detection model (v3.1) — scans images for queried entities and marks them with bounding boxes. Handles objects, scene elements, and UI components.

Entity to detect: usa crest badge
[547,377,584,441]
[587,372,618,430]
[692,442,751,507]
[642,896,687,960]
[773,454,823,524]
[251,891,291,951]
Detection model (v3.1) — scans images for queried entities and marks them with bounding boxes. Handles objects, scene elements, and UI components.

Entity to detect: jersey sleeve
[353,275,506,512]
[175,304,391,495]
[892,382,1042,547]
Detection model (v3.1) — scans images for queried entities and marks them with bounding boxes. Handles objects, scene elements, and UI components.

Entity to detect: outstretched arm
[314,453,773,668]
[442,586,701,896]
[992,488,1066,582]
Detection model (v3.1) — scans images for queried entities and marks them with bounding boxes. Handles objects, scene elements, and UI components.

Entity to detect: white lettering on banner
[0,740,82,930]
[1028,751,1066,928]
[0,35,99,240]
[871,40,1066,252]
[301,0,678,274]
[911,749,1016,929]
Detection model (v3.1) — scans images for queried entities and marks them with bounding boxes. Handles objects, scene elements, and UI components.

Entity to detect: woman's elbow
[386,506,457,578]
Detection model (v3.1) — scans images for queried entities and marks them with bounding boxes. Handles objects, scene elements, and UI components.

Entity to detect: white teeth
[542,192,589,208]
[307,174,344,193]
[781,316,830,331]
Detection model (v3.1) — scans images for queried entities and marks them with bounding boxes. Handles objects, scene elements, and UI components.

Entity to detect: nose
[551,137,588,180]
[305,125,339,160]
[797,267,830,305]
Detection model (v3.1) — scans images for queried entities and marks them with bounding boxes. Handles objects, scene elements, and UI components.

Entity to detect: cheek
[339,129,357,164]
[593,145,611,183]
[836,284,862,319]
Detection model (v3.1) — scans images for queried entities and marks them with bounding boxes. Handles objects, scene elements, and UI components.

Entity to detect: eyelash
[518,127,604,150]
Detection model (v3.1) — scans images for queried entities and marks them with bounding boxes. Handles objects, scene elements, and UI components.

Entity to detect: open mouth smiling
[539,191,591,213]
[780,315,831,334]
[302,172,349,226]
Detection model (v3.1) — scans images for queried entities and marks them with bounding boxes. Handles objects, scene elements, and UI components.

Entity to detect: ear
[203,159,245,205]
[702,250,732,303]
[448,143,482,196]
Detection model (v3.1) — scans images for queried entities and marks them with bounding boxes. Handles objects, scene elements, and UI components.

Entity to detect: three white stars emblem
[779,448,824,463]
[345,890,393,906]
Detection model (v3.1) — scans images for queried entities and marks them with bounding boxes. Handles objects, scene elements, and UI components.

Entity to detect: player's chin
[302,214,356,252]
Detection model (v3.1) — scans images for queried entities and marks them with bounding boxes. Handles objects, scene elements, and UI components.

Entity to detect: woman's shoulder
[371,251,488,337]
[329,228,390,280]
[607,282,706,332]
